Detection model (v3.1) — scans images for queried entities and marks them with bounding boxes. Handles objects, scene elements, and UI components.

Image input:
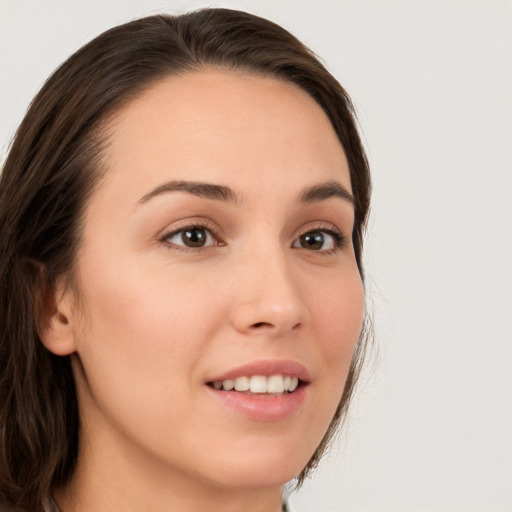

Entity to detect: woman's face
[63,70,365,490]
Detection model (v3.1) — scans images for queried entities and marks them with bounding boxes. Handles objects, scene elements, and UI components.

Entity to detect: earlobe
[36,271,78,356]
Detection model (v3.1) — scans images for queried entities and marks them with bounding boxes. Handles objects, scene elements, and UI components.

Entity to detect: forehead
[99,70,350,203]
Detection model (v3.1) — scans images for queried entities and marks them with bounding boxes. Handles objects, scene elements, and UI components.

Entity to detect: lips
[205,359,309,421]
[207,359,310,384]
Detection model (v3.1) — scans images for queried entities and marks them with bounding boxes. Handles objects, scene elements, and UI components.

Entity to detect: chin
[196,441,311,490]
[210,465,301,491]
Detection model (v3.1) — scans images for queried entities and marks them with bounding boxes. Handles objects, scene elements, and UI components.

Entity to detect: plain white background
[1,1,511,511]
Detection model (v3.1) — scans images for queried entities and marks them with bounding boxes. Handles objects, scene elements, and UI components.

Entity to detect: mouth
[207,374,304,396]
[205,360,310,421]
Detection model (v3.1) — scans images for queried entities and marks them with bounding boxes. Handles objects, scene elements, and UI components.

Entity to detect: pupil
[182,228,206,247]
[301,232,324,250]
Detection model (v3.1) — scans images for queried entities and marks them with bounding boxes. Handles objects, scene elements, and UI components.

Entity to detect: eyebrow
[138,179,354,206]
[139,180,239,204]
[299,180,354,206]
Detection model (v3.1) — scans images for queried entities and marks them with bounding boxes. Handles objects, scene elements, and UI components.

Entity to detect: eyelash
[160,222,347,254]
[294,224,347,254]
[160,221,222,253]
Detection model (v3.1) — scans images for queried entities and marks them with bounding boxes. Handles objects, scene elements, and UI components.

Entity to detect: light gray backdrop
[1,1,511,511]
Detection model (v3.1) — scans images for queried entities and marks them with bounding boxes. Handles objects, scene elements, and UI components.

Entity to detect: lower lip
[206,385,307,421]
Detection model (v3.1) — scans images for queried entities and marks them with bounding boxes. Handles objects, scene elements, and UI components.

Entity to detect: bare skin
[44,70,365,512]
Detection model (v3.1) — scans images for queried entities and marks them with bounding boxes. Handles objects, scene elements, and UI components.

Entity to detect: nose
[229,250,307,338]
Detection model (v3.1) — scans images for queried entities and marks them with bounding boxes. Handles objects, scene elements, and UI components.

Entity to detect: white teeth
[234,376,250,391]
[267,375,285,393]
[249,375,267,393]
[223,379,234,391]
[212,374,300,394]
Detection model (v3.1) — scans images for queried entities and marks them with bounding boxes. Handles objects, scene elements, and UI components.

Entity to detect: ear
[36,270,78,356]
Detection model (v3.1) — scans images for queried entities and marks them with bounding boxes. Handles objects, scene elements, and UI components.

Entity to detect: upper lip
[206,359,311,383]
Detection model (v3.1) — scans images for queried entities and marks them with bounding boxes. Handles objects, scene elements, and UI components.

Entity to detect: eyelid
[159,218,224,251]
[158,218,347,254]
[296,221,344,238]
[293,221,347,252]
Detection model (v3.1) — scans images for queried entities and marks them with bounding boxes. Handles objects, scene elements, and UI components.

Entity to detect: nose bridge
[230,238,307,336]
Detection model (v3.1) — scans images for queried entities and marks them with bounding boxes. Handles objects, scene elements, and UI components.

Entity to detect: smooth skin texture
[44,70,365,512]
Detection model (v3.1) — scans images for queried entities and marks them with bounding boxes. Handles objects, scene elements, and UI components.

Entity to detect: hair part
[0,9,371,510]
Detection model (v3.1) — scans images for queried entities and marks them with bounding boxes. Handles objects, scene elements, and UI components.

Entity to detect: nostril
[249,320,302,331]
[251,322,273,329]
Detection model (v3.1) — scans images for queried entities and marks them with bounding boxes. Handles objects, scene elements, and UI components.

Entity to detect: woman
[0,8,371,512]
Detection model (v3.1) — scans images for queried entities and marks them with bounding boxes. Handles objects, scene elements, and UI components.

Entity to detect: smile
[209,374,300,394]
[205,360,309,421]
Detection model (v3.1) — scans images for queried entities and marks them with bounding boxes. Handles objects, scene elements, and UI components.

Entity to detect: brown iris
[298,231,325,250]
[182,228,208,247]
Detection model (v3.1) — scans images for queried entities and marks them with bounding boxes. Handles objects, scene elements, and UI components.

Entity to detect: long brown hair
[0,8,371,511]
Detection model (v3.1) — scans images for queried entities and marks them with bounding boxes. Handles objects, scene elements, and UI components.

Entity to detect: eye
[292,229,345,252]
[164,225,217,249]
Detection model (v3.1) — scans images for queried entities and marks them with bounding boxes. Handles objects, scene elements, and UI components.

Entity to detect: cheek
[286,267,365,462]
[306,267,365,415]
[79,250,220,340]
[310,269,365,364]
[72,256,224,412]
